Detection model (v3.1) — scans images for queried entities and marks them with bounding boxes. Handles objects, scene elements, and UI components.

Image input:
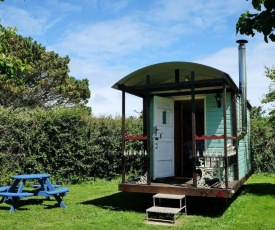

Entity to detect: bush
[250,107,275,173]
[0,107,143,185]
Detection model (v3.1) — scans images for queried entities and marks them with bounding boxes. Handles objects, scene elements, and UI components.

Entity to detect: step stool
[146,193,186,223]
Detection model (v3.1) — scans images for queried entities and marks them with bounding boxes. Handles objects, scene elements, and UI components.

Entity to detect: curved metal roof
[112,62,238,97]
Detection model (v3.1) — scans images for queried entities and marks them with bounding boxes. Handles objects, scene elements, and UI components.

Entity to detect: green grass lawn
[0,174,274,230]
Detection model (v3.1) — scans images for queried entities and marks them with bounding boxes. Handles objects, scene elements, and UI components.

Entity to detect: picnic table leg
[9,179,21,191]
[38,179,46,190]
[44,178,67,208]
[17,179,26,193]
[53,195,67,208]
[1,197,6,203]
[38,178,51,200]
[5,179,26,212]
[9,197,20,213]
[44,178,55,191]
[1,179,22,203]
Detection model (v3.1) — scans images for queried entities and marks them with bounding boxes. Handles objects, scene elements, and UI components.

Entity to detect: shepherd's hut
[112,40,252,200]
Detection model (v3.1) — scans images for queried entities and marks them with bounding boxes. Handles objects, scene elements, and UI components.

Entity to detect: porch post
[142,96,147,175]
[191,71,197,187]
[121,90,126,184]
[223,83,229,188]
[146,75,151,185]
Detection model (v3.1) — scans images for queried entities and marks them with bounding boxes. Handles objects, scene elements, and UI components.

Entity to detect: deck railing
[122,136,148,184]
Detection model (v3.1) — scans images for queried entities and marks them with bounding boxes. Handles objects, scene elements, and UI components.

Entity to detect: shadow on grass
[187,182,275,216]
[82,182,275,217]
[0,198,61,212]
[80,191,237,217]
[19,197,63,210]
[81,192,153,213]
[241,183,275,197]
[0,198,42,212]
[185,196,235,217]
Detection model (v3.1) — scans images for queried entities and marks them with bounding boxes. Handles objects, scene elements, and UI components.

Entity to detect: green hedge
[250,115,275,173]
[1,106,274,185]
[0,107,143,185]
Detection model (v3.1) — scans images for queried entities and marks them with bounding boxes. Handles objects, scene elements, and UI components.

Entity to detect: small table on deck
[0,173,69,212]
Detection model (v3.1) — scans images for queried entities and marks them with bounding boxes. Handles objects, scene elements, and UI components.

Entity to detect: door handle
[154,126,159,136]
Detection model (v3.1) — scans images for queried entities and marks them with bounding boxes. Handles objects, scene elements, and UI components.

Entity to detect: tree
[261,66,275,126]
[237,1,275,172]
[250,106,275,172]
[0,26,31,87]
[236,0,275,42]
[0,25,90,108]
[249,67,275,173]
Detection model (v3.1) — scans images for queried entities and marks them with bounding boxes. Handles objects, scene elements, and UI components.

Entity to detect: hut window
[162,111,167,124]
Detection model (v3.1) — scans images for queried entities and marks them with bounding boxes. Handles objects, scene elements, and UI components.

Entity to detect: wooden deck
[119,177,244,198]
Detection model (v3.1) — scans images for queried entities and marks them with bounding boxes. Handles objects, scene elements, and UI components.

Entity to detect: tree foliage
[0,107,144,184]
[236,0,275,42]
[250,106,275,173]
[0,24,90,108]
[261,66,275,124]
[250,67,275,173]
[0,26,31,87]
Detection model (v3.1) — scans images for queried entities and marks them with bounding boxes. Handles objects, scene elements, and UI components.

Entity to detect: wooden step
[153,193,185,200]
[146,206,182,214]
[146,193,187,223]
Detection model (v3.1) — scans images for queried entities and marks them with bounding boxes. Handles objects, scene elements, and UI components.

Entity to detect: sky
[0,0,274,117]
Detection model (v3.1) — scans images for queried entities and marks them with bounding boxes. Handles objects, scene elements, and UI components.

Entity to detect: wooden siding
[205,93,234,154]
[238,102,252,178]
[205,94,252,180]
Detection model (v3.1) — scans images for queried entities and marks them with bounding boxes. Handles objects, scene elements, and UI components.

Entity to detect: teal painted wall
[205,93,234,155]
[205,94,251,180]
[236,97,252,178]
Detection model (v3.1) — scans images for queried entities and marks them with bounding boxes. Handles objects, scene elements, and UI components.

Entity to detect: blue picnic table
[0,173,69,212]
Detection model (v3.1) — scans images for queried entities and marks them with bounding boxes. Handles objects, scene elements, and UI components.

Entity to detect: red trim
[123,136,148,141]
[216,190,224,198]
[121,185,129,192]
[195,135,236,140]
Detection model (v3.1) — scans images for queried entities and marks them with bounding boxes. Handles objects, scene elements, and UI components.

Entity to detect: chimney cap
[236,39,248,44]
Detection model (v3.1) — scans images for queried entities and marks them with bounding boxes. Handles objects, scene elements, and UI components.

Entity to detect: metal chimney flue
[236,39,248,137]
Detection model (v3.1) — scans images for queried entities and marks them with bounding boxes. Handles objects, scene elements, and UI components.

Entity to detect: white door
[153,96,174,179]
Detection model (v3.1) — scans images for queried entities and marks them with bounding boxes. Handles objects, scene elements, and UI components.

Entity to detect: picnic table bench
[0,186,10,192]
